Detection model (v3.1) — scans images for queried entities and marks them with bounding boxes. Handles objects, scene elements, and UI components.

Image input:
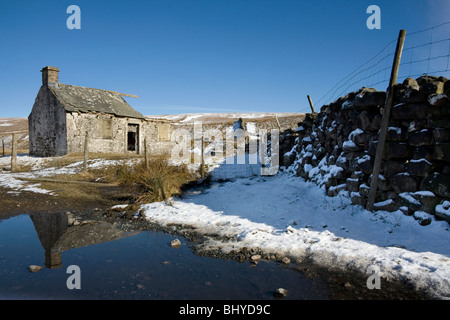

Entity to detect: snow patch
[436,201,450,219]
[140,173,450,299]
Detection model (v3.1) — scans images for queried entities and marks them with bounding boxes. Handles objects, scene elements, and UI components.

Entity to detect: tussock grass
[10,163,34,172]
[98,157,198,204]
[11,152,198,205]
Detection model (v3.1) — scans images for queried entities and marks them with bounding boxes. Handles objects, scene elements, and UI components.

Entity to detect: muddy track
[0,184,126,220]
[102,205,434,300]
[0,184,435,300]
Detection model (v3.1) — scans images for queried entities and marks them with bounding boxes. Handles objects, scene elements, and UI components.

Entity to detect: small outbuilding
[29,66,147,157]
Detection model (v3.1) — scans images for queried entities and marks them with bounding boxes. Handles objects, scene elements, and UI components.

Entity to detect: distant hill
[146,112,305,133]
[0,118,28,151]
[146,112,304,125]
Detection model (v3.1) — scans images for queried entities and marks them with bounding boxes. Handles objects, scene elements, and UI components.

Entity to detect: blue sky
[0,0,449,117]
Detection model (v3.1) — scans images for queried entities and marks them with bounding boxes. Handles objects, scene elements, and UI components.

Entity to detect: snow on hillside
[0,118,29,150]
[146,112,303,124]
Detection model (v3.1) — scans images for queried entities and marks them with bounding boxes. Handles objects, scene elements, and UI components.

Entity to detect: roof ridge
[57,83,139,98]
[49,83,144,119]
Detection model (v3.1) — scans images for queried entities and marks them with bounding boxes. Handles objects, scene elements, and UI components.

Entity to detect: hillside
[0,117,28,151]
[147,112,304,124]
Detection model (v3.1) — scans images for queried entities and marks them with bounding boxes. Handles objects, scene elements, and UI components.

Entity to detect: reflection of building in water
[30,212,137,269]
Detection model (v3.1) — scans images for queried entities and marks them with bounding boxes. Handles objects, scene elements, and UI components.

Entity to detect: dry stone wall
[282,75,450,224]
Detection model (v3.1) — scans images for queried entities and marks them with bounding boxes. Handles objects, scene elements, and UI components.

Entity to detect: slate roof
[49,83,144,119]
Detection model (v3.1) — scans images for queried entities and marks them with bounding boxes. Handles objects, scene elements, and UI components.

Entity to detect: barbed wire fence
[303,21,450,113]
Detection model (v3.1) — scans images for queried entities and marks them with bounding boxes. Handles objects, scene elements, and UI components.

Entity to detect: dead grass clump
[10,163,34,172]
[107,158,198,204]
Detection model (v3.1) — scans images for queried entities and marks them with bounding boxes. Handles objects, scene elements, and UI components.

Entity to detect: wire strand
[313,21,450,110]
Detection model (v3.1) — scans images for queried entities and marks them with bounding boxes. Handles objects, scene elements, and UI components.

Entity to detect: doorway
[127,124,139,153]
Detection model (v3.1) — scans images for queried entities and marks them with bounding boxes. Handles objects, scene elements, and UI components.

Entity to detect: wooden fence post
[2,137,4,157]
[275,115,281,130]
[11,133,17,172]
[200,136,205,178]
[144,137,149,169]
[307,95,316,113]
[367,29,406,211]
[83,131,89,172]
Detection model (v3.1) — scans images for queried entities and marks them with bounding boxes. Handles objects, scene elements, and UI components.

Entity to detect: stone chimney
[41,66,59,87]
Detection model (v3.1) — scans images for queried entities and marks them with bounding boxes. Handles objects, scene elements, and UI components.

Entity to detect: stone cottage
[28,66,303,159]
[29,66,152,157]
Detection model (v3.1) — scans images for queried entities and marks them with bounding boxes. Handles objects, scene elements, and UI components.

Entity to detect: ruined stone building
[28,66,304,159]
[29,66,173,157]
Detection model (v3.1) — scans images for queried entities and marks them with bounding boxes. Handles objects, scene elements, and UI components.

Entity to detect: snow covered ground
[1,154,449,299]
[141,167,450,299]
[0,155,124,194]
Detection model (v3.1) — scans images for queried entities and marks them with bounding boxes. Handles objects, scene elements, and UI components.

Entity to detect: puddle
[0,213,330,300]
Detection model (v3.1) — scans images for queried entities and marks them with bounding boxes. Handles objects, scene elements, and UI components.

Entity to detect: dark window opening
[127,124,139,153]
[127,132,136,151]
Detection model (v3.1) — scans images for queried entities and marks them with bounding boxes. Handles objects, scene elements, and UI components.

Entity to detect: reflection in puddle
[0,213,330,300]
[30,212,137,269]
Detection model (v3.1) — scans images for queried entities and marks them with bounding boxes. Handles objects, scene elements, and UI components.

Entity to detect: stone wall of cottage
[281,75,450,224]
[29,86,68,157]
[66,112,131,154]
[65,113,176,156]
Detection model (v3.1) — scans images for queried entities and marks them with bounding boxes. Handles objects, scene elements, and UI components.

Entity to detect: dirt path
[0,182,128,220]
